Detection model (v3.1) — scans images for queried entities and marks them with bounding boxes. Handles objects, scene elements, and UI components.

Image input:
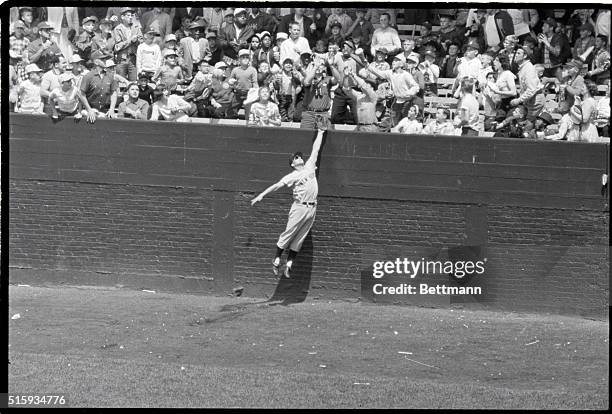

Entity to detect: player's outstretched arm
[251,181,285,206]
[308,129,326,165]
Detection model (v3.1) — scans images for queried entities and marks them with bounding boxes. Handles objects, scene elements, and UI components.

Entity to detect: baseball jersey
[281,159,318,203]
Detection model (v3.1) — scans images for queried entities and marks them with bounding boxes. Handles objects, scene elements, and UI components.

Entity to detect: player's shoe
[272,263,280,276]
[283,265,291,278]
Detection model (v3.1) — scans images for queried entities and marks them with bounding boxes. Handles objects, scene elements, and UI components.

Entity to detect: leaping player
[251,128,326,278]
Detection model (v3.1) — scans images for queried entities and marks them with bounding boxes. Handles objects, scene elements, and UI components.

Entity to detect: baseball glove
[314,114,332,131]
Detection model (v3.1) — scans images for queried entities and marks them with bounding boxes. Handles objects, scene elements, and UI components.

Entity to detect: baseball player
[251,127,326,278]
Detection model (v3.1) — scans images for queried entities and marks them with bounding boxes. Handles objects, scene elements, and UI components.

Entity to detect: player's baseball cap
[289,151,304,167]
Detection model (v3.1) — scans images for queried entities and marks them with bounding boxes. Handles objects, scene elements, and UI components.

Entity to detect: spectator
[535,17,571,77]
[419,49,441,97]
[150,84,192,122]
[304,8,328,46]
[452,39,481,96]
[161,34,180,59]
[248,86,282,126]
[528,111,555,139]
[49,72,96,121]
[326,8,353,38]
[137,30,163,78]
[46,6,79,60]
[153,49,185,92]
[202,7,225,33]
[137,72,155,104]
[477,50,495,88]
[141,7,173,45]
[275,59,303,122]
[488,53,518,112]
[221,9,235,32]
[174,16,194,42]
[366,9,398,28]
[440,41,461,78]
[326,22,345,46]
[423,107,457,135]
[202,30,225,66]
[117,82,150,119]
[419,22,442,55]
[27,21,62,72]
[17,7,38,42]
[172,7,204,32]
[67,54,87,89]
[545,100,581,141]
[248,34,261,61]
[15,64,45,114]
[439,13,465,52]
[184,60,214,117]
[80,58,119,117]
[92,19,115,59]
[254,31,274,67]
[561,58,587,106]
[9,24,29,83]
[370,13,401,58]
[506,9,533,42]
[300,56,335,129]
[230,49,258,119]
[40,54,67,113]
[329,40,360,124]
[113,7,143,81]
[586,35,610,85]
[74,16,97,61]
[574,80,600,141]
[366,53,420,126]
[595,79,610,137]
[405,52,426,111]
[280,22,312,64]
[510,46,545,119]
[346,8,374,47]
[391,104,424,134]
[573,23,596,62]
[248,7,277,34]
[495,105,529,137]
[206,63,236,118]
[455,77,480,136]
[180,21,208,79]
[219,8,254,60]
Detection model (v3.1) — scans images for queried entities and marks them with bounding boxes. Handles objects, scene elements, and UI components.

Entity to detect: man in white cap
[16,64,45,114]
[67,54,88,89]
[219,8,255,60]
[113,7,143,81]
[75,16,98,61]
[27,21,62,72]
[80,58,120,117]
[280,21,312,65]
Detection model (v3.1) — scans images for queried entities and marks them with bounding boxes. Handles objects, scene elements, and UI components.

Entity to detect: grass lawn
[8,285,609,408]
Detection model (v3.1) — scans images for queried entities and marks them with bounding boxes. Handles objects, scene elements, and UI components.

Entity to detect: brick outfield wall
[8,115,610,317]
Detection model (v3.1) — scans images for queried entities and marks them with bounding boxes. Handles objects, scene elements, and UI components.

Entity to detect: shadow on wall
[267,230,314,305]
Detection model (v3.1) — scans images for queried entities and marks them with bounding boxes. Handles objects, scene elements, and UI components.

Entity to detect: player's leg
[285,207,317,277]
[276,204,309,276]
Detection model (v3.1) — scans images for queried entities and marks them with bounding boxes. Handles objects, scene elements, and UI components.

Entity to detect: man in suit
[278,8,315,41]
[219,8,255,60]
[171,7,203,32]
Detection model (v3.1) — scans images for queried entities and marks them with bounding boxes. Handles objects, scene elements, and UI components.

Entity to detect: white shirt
[279,37,311,64]
[392,118,423,134]
[281,159,318,203]
[456,57,482,81]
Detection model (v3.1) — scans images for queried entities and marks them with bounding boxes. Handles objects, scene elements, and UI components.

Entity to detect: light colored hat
[25,63,43,74]
[393,53,406,63]
[233,8,247,17]
[224,8,234,17]
[276,32,288,41]
[259,31,271,39]
[59,72,74,83]
[214,61,228,69]
[164,34,177,42]
[569,105,583,124]
[82,16,98,25]
[104,59,116,68]
[164,49,178,57]
[406,52,420,64]
[238,49,250,57]
[69,54,84,64]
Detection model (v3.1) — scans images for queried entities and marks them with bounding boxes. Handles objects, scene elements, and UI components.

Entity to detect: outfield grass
[8,285,609,408]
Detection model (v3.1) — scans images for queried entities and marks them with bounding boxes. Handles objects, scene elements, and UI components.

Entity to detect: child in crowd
[15,63,44,114]
[49,72,96,122]
[230,49,258,119]
[275,58,303,122]
[153,49,185,92]
[137,30,163,78]
[75,16,97,61]
[248,86,282,126]
[494,105,529,138]
[137,72,155,104]
[207,64,236,118]
[419,49,440,96]
[149,83,192,122]
[391,104,423,134]
[422,107,457,135]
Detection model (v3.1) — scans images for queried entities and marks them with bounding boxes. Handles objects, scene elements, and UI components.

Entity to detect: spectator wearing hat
[326,21,345,46]
[67,54,87,89]
[587,35,610,85]
[325,8,353,38]
[544,100,580,141]
[561,57,587,106]
[150,83,192,122]
[510,46,545,119]
[419,49,441,96]
[452,40,482,96]
[49,72,96,121]
[27,21,62,72]
[153,49,185,92]
[92,19,116,61]
[230,49,258,119]
[332,68,379,131]
[9,21,30,83]
[174,15,195,42]
[328,39,361,124]
[45,6,79,61]
[117,82,150,120]
[371,13,402,59]
[203,63,236,118]
[180,21,209,79]
[137,30,163,79]
[254,31,274,68]
[346,9,374,48]
[202,30,225,66]
[75,16,98,61]
[366,53,420,127]
[280,21,312,65]
[274,58,303,122]
[439,41,461,78]
[113,7,143,81]
[423,107,457,135]
[573,23,596,63]
[219,8,255,61]
[202,7,225,33]
[171,7,204,33]
[80,58,119,117]
[15,64,45,114]
[405,52,425,110]
[136,72,155,104]
[530,112,555,138]
[248,7,277,34]
[439,13,465,52]
[141,7,173,46]
[299,55,335,129]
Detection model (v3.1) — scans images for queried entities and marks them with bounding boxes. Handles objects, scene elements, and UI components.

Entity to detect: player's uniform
[277,156,318,252]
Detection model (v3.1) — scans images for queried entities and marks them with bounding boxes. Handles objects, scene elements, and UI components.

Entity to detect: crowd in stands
[8,6,611,141]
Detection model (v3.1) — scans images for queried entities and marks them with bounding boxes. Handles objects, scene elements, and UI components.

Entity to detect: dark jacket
[534,33,571,67]
[247,11,277,34]
[172,8,204,32]
[278,14,314,39]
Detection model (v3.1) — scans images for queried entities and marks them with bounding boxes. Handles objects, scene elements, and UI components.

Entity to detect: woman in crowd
[248,85,282,126]
[574,80,600,142]
[391,104,423,134]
